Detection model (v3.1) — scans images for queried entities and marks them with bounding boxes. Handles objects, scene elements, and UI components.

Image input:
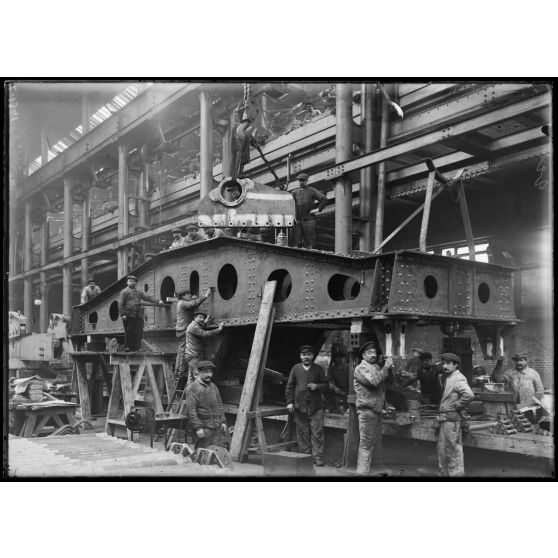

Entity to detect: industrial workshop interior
[5,80,554,479]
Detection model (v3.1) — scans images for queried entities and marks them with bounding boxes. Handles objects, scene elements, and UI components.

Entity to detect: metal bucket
[406,399,421,421]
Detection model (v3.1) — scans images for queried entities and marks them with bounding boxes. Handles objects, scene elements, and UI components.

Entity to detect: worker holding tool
[185,311,224,386]
[503,352,544,406]
[174,287,213,391]
[353,342,393,475]
[437,352,474,477]
[285,345,329,467]
[80,278,101,304]
[289,173,328,249]
[118,275,166,351]
[185,360,228,449]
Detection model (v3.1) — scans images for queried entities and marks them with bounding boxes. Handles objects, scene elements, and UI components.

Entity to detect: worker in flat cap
[185,360,229,449]
[118,275,167,351]
[80,277,101,304]
[169,227,186,250]
[285,344,329,466]
[223,181,243,203]
[437,352,474,477]
[502,352,544,406]
[184,223,207,244]
[400,350,443,405]
[174,287,213,391]
[325,343,350,413]
[353,341,393,475]
[289,172,328,249]
[185,310,225,386]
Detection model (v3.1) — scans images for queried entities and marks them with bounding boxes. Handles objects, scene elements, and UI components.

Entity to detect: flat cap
[360,341,377,355]
[193,310,207,317]
[172,227,183,233]
[87,278,96,283]
[126,275,138,281]
[473,365,486,374]
[185,223,199,230]
[297,173,309,181]
[298,344,315,353]
[175,288,191,297]
[440,352,461,364]
[413,347,426,354]
[196,360,216,370]
[419,351,433,360]
[512,352,528,361]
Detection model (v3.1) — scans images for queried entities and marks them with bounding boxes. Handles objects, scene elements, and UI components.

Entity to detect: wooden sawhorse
[11,403,77,437]
[105,352,179,440]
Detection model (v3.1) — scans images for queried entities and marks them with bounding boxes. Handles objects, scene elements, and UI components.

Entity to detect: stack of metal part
[509,410,534,433]
[489,414,518,435]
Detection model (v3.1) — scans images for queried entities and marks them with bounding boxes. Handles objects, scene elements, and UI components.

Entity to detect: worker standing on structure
[353,342,393,475]
[80,278,101,304]
[437,352,474,477]
[184,223,207,244]
[185,360,228,449]
[118,275,165,352]
[175,287,213,390]
[290,173,328,249]
[503,352,544,406]
[185,311,224,385]
[285,345,329,467]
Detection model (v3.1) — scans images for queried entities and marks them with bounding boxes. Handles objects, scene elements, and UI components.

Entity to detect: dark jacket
[285,362,328,414]
[176,294,209,331]
[185,321,222,358]
[354,360,390,413]
[186,379,226,430]
[118,287,159,318]
[292,187,328,220]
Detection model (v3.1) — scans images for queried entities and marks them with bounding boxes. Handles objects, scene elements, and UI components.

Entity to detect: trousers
[294,409,324,461]
[356,408,382,474]
[195,427,228,449]
[185,355,201,387]
[175,330,187,374]
[290,219,316,249]
[123,316,144,351]
[437,421,465,477]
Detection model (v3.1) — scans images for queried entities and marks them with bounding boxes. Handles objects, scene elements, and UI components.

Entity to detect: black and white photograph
[4,80,553,479]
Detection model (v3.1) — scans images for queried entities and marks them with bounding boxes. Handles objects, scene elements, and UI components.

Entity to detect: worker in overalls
[503,352,544,406]
[353,342,393,475]
[289,173,328,249]
[437,352,474,477]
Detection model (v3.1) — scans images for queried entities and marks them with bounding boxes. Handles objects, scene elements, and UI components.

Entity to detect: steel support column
[359,83,377,251]
[199,90,214,198]
[82,93,91,136]
[374,90,390,252]
[139,162,149,227]
[40,126,49,167]
[63,177,73,316]
[221,112,234,178]
[39,218,49,332]
[81,190,91,286]
[334,83,354,254]
[117,142,129,278]
[23,200,33,329]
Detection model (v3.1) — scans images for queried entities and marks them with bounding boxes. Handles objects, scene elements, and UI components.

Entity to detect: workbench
[9,401,77,437]
[223,404,554,460]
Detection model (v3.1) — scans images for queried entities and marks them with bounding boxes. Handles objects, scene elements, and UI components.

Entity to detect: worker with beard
[353,342,393,475]
[437,353,474,477]
[503,352,544,406]
[285,345,329,467]
[185,361,228,449]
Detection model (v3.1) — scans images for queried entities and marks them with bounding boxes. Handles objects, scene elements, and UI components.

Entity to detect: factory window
[160,276,176,302]
[478,282,490,303]
[267,269,292,302]
[109,301,119,321]
[218,264,238,300]
[190,271,199,296]
[424,275,438,298]
[328,274,361,301]
[88,312,98,324]
[440,242,490,262]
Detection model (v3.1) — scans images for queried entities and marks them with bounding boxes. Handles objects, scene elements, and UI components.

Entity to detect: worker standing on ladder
[175,287,213,391]
[285,345,329,467]
[290,173,328,249]
[118,275,165,352]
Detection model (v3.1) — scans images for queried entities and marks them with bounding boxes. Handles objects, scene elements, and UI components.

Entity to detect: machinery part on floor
[489,415,518,435]
[125,408,144,432]
[167,442,195,458]
[52,424,80,436]
[194,446,235,470]
[73,419,94,431]
[509,410,534,433]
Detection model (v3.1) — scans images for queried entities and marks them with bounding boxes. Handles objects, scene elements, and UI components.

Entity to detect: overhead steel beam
[20,83,201,201]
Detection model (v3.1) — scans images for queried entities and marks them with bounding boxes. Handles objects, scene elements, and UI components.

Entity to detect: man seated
[185,361,229,449]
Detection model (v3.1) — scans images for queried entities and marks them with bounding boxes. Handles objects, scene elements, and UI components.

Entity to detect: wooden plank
[35,414,51,434]
[145,362,164,414]
[229,281,277,462]
[131,360,147,396]
[456,181,475,259]
[119,362,135,440]
[105,367,122,436]
[255,415,268,454]
[419,170,436,252]
[98,355,113,390]
[75,361,92,421]
[21,414,37,437]
[162,360,176,405]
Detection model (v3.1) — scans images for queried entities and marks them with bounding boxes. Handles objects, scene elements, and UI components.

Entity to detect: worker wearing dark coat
[353,342,393,475]
[400,350,443,405]
[289,173,328,249]
[285,345,329,466]
[437,352,474,477]
[185,361,228,449]
[118,275,165,351]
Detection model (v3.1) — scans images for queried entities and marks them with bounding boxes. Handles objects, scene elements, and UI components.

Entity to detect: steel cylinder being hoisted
[197,177,295,229]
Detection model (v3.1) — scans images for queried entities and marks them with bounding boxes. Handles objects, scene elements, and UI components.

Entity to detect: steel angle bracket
[423,158,465,185]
